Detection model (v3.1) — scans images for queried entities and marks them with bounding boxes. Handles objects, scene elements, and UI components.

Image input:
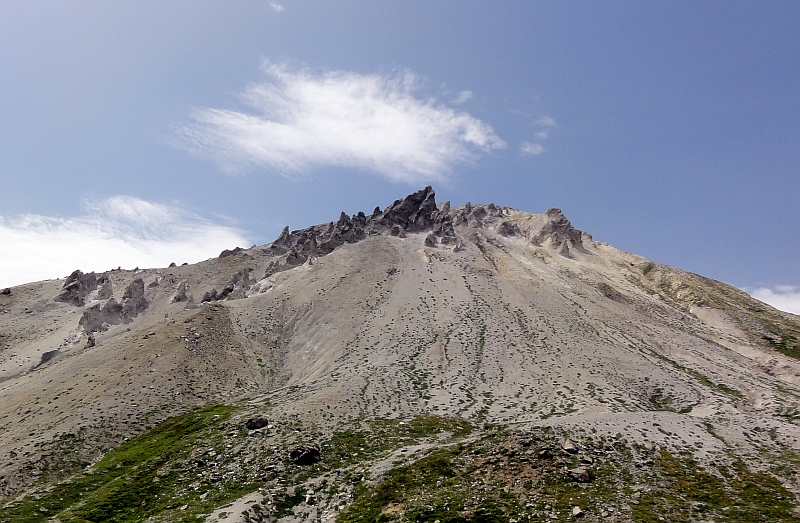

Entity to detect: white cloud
[536,116,556,127]
[520,142,544,155]
[520,116,555,156]
[748,286,800,315]
[269,2,285,12]
[452,90,473,104]
[0,197,251,288]
[176,63,506,184]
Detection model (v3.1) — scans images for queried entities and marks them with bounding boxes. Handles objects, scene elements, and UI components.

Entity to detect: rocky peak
[214,187,593,298]
[375,185,437,232]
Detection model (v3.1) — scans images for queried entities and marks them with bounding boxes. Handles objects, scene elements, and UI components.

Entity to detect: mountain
[1,187,799,522]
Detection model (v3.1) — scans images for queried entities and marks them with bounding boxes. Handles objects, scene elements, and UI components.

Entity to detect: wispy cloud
[536,116,556,127]
[520,115,555,156]
[748,286,800,315]
[0,197,251,288]
[176,63,506,184]
[269,2,285,12]
[452,90,473,104]
[520,142,544,155]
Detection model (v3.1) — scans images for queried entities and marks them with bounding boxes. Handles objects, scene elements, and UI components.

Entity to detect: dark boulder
[245,417,269,430]
[290,446,321,466]
[219,247,244,258]
[35,350,62,368]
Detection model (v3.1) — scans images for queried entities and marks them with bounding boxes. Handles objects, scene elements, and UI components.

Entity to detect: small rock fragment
[390,224,406,238]
[424,232,438,247]
[569,467,591,483]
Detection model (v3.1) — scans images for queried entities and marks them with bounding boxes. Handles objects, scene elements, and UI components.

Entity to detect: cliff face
[0,187,798,521]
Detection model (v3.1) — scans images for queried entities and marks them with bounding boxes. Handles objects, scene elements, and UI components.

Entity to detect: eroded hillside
[1,187,798,521]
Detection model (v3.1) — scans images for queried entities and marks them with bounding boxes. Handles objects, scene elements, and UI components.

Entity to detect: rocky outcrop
[97,276,113,300]
[55,270,98,306]
[172,280,190,303]
[201,269,254,302]
[250,187,591,285]
[390,224,406,238]
[79,278,149,332]
[201,289,220,303]
[219,247,245,258]
[261,187,470,280]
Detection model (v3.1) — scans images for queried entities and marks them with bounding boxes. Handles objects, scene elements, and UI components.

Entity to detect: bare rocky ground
[0,187,799,522]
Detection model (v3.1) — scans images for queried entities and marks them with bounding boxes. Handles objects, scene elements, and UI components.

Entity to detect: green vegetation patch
[633,449,799,523]
[337,429,798,523]
[0,405,253,523]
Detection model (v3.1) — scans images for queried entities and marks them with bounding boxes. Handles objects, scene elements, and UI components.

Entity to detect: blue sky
[0,1,798,313]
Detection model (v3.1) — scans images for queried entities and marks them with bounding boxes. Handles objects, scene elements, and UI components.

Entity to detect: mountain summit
[1,187,799,522]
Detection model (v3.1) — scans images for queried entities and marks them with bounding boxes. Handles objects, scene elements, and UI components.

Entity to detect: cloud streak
[0,197,251,288]
[176,63,506,184]
[520,115,555,156]
[520,142,544,155]
[748,286,800,315]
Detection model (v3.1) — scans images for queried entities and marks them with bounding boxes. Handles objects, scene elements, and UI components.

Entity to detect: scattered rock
[537,449,553,459]
[562,438,578,454]
[572,506,584,518]
[1,288,11,295]
[85,334,95,349]
[169,262,177,267]
[569,467,591,483]
[424,232,438,247]
[290,446,321,466]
